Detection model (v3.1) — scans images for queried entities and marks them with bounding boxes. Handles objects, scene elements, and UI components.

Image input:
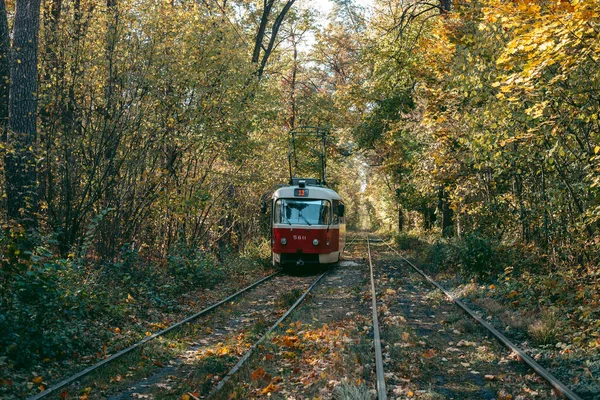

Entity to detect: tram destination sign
[294,188,309,197]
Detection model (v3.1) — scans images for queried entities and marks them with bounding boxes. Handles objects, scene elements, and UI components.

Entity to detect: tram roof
[273,184,342,201]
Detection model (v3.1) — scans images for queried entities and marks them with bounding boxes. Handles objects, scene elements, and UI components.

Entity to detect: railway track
[367,237,387,400]
[206,271,326,398]
[368,235,583,400]
[29,272,278,399]
[204,237,372,398]
[29,271,329,399]
[28,233,582,399]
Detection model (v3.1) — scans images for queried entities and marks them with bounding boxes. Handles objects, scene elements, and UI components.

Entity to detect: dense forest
[1,0,599,397]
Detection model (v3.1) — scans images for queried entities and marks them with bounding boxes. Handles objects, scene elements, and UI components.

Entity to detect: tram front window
[274,199,331,225]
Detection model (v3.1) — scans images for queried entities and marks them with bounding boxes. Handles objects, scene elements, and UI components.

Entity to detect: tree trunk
[398,206,404,232]
[422,206,435,231]
[256,0,296,79]
[5,0,42,229]
[252,0,274,64]
[438,186,453,237]
[440,0,451,13]
[0,0,9,143]
[288,31,297,129]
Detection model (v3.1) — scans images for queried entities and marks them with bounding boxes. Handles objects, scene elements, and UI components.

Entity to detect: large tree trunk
[5,0,42,228]
[0,0,9,144]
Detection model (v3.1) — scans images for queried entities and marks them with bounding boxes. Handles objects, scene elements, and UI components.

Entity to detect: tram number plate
[293,235,307,241]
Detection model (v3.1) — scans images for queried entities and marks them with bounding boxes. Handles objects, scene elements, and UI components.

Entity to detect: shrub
[426,240,459,271]
[167,251,213,285]
[457,233,497,278]
[394,233,422,251]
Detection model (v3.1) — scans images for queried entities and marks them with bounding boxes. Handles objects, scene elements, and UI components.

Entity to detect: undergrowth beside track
[0,240,274,399]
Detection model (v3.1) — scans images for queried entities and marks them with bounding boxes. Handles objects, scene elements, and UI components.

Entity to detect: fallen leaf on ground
[422,349,436,358]
[261,383,280,394]
[251,367,266,381]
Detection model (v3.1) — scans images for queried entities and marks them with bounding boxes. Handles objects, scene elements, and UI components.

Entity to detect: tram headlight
[280,238,287,245]
[312,239,319,246]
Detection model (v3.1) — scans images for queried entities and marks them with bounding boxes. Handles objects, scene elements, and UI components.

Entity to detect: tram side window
[332,200,340,224]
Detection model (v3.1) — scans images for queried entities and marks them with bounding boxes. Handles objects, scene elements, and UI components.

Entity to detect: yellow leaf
[261,383,279,394]
[180,395,190,400]
[32,376,43,384]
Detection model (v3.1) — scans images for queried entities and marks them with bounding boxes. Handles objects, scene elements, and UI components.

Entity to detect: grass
[418,389,448,400]
[248,316,271,338]
[453,316,478,334]
[441,311,462,325]
[66,337,177,399]
[425,289,446,302]
[333,380,373,400]
[276,287,304,308]
[171,354,237,397]
[528,308,560,345]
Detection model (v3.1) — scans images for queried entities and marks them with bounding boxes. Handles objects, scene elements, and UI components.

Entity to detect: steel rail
[343,235,358,252]
[378,238,583,400]
[209,271,327,398]
[367,237,387,400]
[29,272,280,400]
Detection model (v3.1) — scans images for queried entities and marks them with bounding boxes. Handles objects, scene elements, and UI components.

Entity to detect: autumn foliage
[354,0,600,267]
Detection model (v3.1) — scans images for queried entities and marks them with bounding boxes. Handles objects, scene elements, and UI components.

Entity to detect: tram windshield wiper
[299,213,311,226]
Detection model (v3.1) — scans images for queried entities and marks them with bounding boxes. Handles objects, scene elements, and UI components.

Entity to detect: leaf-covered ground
[8,234,597,399]
[206,236,569,399]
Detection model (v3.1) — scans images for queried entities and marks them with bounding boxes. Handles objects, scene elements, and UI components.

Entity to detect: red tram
[269,178,346,267]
